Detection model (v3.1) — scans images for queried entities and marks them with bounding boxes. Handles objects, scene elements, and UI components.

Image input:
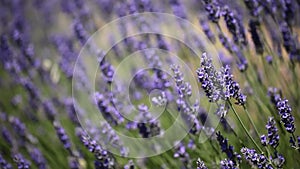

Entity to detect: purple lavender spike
[0,154,12,169]
[29,148,47,169]
[220,159,237,169]
[196,158,207,169]
[202,0,221,23]
[216,131,240,166]
[249,19,264,55]
[42,100,57,122]
[2,127,13,146]
[169,0,187,19]
[124,160,135,169]
[77,130,114,168]
[241,147,272,169]
[173,142,191,167]
[271,152,285,168]
[13,153,31,169]
[53,121,72,152]
[68,157,80,169]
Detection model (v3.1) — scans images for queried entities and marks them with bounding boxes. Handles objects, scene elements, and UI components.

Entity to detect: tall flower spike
[276,99,295,133]
[271,152,285,168]
[29,148,47,169]
[216,131,240,165]
[241,147,272,169]
[249,19,264,55]
[0,154,12,169]
[220,159,237,169]
[203,0,221,23]
[196,158,208,169]
[221,65,247,105]
[53,121,72,152]
[124,160,135,169]
[13,154,31,169]
[261,117,279,149]
[77,130,115,168]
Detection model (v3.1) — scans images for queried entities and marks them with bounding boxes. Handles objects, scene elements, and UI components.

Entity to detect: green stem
[228,100,263,153]
[243,105,260,137]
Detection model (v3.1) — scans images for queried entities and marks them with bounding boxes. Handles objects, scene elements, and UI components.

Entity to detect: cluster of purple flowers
[216,131,241,166]
[241,147,272,169]
[197,53,246,105]
[0,154,12,169]
[13,154,31,169]
[77,130,114,169]
[53,121,72,152]
[0,0,300,168]
[260,117,279,149]
[196,158,208,169]
[268,88,296,134]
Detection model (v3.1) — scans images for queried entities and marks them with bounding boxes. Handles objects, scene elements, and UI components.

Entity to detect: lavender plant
[0,0,300,169]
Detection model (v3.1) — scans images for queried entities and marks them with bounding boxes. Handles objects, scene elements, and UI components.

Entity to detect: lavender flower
[73,19,87,45]
[199,18,216,43]
[53,121,72,152]
[99,57,115,84]
[216,131,240,165]
[221,65,247,105]
[276,99,295,133]
[260,117,279,148]
[241,147,272,169]
[196,53,220,102]
[249,19,264,54]
[271,152,285,168]
[220,159,237,169]
[68,157,80,169]
[94,92,118,125]
[2,127,13,146]
[173,142,190,167]
[197,53,246,105]
[13,154,31,169]
[222,7,240,44]
[0,154,12,169]
[42,100,57,122]
[169,0,187,19]
[29,148,47,169]
[243,0,261,17]
[124,160,134,169]
[196,158,208,169]
[136,104,160,138]
[78,130,114,168]
[203,0,221,23]
[9,116,26,138]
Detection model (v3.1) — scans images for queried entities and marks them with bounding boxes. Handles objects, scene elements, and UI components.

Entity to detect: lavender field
[0,0,300,168]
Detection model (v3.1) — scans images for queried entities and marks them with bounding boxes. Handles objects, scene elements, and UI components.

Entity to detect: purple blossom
[196,158,207,169]
[241,147,272,169]
[42,100,57,122]
[2,127,13,146]
[220,159,237,169]
[249,19,264,55]
[271,152,285,168]
[29,148,47,169]
[124,160,135,169]
[53,121,72,152]
[216,131,240,165]
[0,154,12,169]
[78,130,114,168]
[68,157,80,169]
[261,117,279,148]
[13,154,31,169]
[199,18,216,43]
[203,0,221,23]
[173,142,190,167]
